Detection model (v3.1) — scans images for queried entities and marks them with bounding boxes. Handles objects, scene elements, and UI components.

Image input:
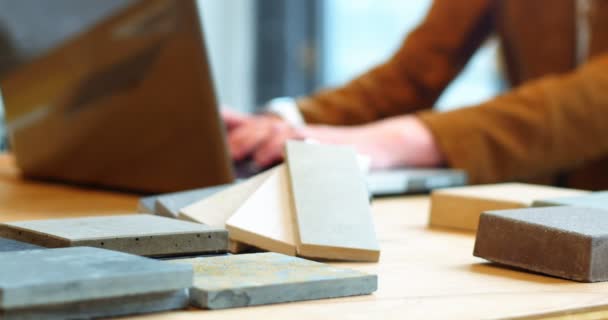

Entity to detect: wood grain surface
[1,154,607,320]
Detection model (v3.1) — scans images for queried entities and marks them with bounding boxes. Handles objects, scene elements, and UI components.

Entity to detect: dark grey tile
[474,206,608,282]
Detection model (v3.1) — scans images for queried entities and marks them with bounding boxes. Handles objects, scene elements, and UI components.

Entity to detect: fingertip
[227,135,243,161]
[228,140,247,161]
[253,151,269,168]
[254,148,279,168]
[227,123,272,162]
[254,143,284,168]
[222,109,247,128]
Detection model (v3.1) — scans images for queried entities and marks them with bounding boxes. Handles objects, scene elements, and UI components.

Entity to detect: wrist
[387,116,445,167]
[405,116,445,166]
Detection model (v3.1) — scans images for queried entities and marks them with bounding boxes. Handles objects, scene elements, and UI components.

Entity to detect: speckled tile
[475,206,608,282]
[0,214,228,257]
[171,252,377,309]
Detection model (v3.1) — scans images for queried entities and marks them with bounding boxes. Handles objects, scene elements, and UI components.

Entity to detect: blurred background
[0,0,506,149]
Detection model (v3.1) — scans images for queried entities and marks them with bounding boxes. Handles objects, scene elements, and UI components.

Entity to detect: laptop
[366,168,466,196]
[0,0,466,195]
[0,0,234,193]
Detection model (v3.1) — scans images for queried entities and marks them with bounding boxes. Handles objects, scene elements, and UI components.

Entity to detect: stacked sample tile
[179,170,274,253]
[0,247,192,319]
[138,178,262,253]
[285,142,379,261]
[224,166,296,256]
[138,184,231,217]
[179,170,273,227]
[179,141,380,262]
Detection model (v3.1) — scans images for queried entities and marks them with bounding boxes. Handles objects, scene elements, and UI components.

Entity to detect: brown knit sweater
[296,0,608,190]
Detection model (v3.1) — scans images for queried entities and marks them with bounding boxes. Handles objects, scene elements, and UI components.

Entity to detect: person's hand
[223,109,443,170]
[302,115,444,169]
[222,109,304,167]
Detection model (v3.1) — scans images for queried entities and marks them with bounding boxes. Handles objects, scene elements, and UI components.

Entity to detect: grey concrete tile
[0,237,43,252]
[0,247,192,309]
[533,191,608,210]
[137,196,156,213]
[2,289,189,320]
[474,206,608,282]
[171,252,377,309]
[0,214,228,257]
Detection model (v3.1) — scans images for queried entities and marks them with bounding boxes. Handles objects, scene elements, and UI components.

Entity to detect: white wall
[197,0,255,112]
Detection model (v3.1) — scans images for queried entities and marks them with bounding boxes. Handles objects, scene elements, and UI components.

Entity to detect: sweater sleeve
[297,0,495,125]
[418,54,608,184]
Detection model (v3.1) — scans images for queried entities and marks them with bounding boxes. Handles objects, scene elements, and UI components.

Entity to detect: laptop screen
[0,0,135,78]
[0,0,234,193]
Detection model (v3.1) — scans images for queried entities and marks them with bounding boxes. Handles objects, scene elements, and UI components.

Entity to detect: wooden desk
[1,154,607,320]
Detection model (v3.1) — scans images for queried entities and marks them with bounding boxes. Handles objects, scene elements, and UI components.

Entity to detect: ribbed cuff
[263,97,306,127]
